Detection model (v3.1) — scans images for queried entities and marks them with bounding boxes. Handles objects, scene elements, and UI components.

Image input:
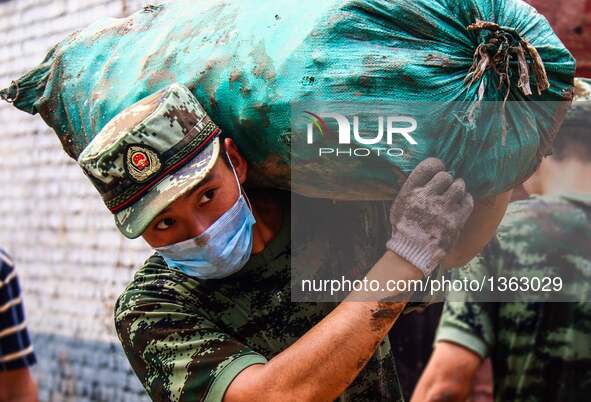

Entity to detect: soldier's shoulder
[505,196,557,217]
[114,253,204,321]
[493,194,591,265]
[500,195,582,231]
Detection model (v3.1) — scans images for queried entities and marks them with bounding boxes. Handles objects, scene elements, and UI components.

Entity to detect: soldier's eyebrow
[157,171,217,216]
[182,172,216,199]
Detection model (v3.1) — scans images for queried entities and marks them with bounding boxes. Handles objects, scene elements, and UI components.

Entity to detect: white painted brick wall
[0,1,159,401]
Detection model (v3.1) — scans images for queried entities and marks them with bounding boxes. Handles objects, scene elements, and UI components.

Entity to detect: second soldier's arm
[410,341,482,402]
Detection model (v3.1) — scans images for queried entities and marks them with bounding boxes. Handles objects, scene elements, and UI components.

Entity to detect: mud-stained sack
[1,0,575,199]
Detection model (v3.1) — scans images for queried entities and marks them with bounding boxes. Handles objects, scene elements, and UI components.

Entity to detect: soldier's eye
[199,189,216,205]
[156,217,176,230]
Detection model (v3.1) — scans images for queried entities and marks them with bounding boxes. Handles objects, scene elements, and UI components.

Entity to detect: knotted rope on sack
[464,20,550,144]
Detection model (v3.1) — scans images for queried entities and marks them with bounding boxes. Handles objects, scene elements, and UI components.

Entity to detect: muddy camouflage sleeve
[432,196,556,357]
[114,271,267,402]
[435,204,531,359]
[436,194,591,360]
[434,244,499,359]
[434,200,542,358]
[434,195,591,401]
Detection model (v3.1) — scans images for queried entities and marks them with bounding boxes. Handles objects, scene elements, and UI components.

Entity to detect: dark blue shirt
[0,249,36,371]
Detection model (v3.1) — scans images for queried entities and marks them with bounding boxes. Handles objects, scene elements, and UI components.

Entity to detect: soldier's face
[142,138,248,248]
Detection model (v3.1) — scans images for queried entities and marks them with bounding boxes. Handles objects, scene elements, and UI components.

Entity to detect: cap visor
[114,138,220,239]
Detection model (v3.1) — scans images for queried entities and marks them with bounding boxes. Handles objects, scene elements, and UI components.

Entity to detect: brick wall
[525,0,591,76]
[0,1,154,401]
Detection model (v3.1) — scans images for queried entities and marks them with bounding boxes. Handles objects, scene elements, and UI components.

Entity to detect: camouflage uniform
[436,193,591,402]
[75,83,405,402]
[115,204,405,402]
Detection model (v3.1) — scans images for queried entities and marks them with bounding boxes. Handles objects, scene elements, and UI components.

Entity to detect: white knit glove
[386,158,474,276]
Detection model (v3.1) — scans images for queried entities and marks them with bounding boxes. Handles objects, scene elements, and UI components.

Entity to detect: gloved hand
[386,158,474,276]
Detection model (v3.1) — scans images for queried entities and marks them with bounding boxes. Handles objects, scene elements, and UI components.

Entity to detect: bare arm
[225,251,421,402]
[442,190,512,268]
[0,368,38,402]
[225,158,474,402]
[411,341,482,402]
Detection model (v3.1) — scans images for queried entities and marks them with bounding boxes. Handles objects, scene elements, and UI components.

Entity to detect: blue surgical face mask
[155,156,256,280]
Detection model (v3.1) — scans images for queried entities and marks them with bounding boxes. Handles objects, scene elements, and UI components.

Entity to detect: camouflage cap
[78,83,221,239]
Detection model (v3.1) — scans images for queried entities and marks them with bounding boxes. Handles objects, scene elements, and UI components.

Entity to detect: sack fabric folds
[1,0,576,199]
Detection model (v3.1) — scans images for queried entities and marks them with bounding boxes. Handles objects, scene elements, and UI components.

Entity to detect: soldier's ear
[223,138,248,184]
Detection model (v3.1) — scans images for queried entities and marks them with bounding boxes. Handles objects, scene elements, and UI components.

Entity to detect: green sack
[1,0,575,199]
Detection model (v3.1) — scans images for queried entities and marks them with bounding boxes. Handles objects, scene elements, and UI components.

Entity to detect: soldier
[411,98,591,402]
[0,248,38,402]
[75,82,480,402]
